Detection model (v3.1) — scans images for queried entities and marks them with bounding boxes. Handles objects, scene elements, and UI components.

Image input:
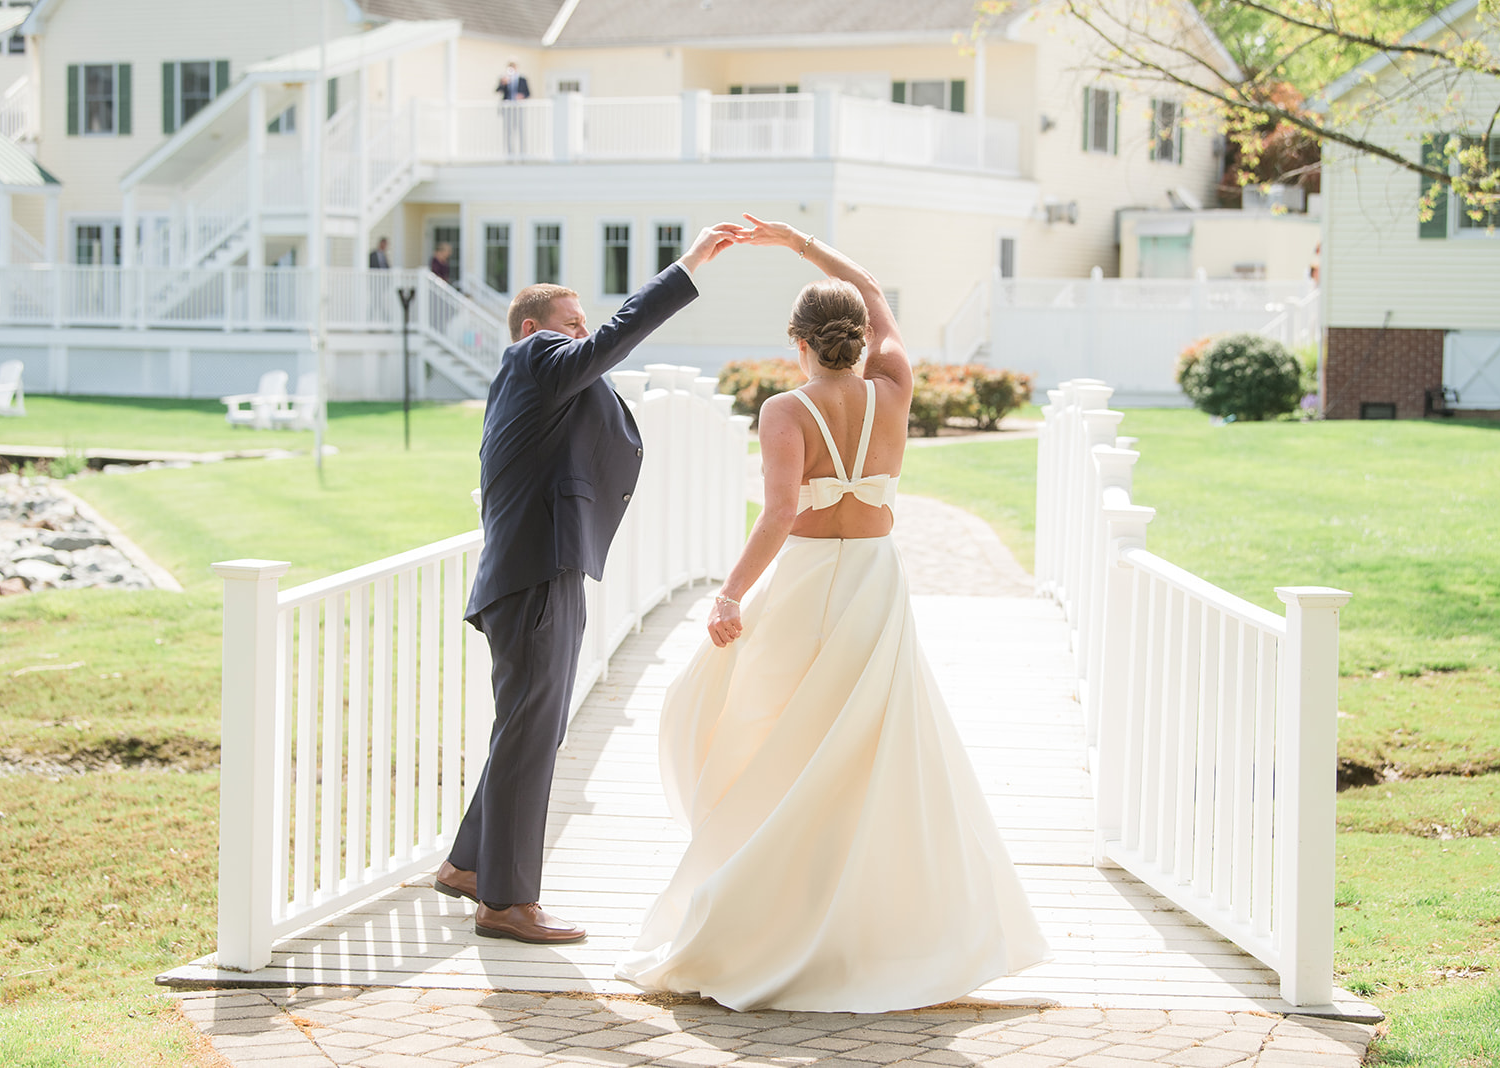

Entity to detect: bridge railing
[1036,377,1349,1008]
[211,365,751,972]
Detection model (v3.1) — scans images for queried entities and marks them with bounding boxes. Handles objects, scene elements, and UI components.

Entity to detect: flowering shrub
[717,358,1032,436]
[1179,332,1302,421]
[1175,335,1215,390]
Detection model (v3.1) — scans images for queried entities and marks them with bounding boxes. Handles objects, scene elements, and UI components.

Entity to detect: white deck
[162,591,1375,1019]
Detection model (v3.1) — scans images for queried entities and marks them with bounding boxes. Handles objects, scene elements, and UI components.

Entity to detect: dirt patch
[1,736,220,777]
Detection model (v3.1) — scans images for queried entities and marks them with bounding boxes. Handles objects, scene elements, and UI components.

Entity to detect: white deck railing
[0,265,313,330]
[0,75,35,141]
[1037,378,1349,1008]
[212,364,751,972]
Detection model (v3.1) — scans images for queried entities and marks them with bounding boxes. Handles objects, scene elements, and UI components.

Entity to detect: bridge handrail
[1036,377,1349,1009]
[211,364,751,973]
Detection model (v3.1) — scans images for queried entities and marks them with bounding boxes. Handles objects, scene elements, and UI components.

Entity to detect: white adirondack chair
[222,370,288,429]
[0,359,24,417]
[270,372,320,431]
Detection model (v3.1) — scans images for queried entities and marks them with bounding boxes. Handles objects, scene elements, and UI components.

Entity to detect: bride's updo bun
[788,280,868,371]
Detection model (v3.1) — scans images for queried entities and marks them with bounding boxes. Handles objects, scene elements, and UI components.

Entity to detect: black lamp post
[397,286,416,450]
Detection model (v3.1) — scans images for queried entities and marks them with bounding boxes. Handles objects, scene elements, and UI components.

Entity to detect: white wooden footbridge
[160,370,1375,1023]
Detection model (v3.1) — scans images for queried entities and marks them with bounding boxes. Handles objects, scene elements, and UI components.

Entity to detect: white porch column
[812,89,837,160]
[355,64,369,280]
[247,83,266,269]
[444,38,458,161]
[120,188,137,327]
[0,188,12,267]
[680,89,710,161]
[44,188,59,264]
[121,187,137,267]
[1273,585,1352,1007]
[385,57,397,117]
[211,558,290,973]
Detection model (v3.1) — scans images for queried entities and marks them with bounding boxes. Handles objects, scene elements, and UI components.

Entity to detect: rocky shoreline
[0,473,178,594]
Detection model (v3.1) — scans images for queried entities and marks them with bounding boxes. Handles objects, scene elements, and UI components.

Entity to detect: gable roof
[0,135,60,190]
[548,0,1021,48]
[359,0,570,42]
[1321,0,1481,104]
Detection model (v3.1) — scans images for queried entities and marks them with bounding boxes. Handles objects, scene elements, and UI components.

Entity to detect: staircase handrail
[0,75,34,141]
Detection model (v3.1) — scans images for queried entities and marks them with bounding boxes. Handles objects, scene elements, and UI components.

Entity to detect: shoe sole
[473,923,587,945]
[434,879,478,904]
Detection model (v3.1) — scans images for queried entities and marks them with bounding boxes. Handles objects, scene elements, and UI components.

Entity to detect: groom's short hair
[509,284,579,341]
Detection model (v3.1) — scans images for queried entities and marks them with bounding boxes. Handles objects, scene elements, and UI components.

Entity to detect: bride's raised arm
[732,214,912,399]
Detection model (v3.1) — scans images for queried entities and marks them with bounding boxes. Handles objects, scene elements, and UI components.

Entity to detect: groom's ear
[520,318,541,338]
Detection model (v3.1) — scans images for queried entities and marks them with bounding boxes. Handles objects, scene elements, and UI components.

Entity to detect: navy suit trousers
[448,569,586,906]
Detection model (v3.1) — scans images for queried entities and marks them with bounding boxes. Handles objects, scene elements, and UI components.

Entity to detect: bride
[615,215,1049,1012]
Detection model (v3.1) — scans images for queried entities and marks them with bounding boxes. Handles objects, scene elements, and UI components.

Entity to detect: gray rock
[41,531,109,551]
[12,545,63,565]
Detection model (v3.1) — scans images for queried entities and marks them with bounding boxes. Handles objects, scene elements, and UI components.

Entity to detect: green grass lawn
[2,400,1497,1065]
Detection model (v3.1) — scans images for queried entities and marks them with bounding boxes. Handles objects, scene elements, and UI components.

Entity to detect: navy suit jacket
[464,263,698,626]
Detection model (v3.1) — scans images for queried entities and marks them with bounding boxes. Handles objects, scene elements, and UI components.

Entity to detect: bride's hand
[707,598,743,648]
[731,213,803,250]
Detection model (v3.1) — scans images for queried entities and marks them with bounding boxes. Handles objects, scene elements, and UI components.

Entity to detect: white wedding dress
[615,379,1049,1012]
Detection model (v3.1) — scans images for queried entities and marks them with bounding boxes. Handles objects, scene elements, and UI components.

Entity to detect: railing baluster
[347,584,369,885]
[463,547,492,811]
[1174,595,1202,884]
[1192,606,1220,897]
[274,608,294,921]
[1252,629,1278,938]
[395,571,416,862]
[1121,569,1150,852]
[1139,576,1167,861]
[441,554,463,839]
[1212,616,1239,913]
[1232,621,1258,925]
[319,592,345,895]
[371,576,393,873]
[418,561,440,848]
[294,604,317,906]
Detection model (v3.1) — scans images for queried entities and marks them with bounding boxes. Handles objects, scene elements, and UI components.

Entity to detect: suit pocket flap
[556,477,595,501]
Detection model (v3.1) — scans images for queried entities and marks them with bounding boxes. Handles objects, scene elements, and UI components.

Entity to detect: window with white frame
[484,223,512,294]
[602,222,631,296]
[1082,86,1116,155]
[1419,133,1500,238]
[891,79,965,113]
[163,60,229,134]
[267,105,296,134]
[68,63,131,136]
[1150,99,1183,164]
[654,222,684,274]
[534,222,562,285]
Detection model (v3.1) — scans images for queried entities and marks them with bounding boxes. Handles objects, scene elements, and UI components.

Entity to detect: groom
[437,225,734,943]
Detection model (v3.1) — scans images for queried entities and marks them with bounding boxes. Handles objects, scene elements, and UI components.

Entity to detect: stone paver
[175,988,1376,1067]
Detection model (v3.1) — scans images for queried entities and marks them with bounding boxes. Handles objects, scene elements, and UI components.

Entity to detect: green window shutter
[1419,133,1449,239]
[785,83,798,94]
[728,85,742,95]
[1081,87,1090,150]
[326,76,337,118]
[66,64,78,135]
[117,63,132,135]
[892,81,906,105]
[950,79,965,113]
[215,59,229,96]
[1149,98,1157,157]
[1176,118,1184,165]
[162,62,176,134]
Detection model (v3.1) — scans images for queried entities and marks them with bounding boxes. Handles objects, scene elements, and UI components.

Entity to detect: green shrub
[718,358,1033,436]
[717,358,803,428]
[1179,332,1303,421]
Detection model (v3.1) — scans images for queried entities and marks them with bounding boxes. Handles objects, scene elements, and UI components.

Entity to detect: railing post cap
[212,559,290,580]
[1101,502,1155,523]
[691,376,716,398]
[1275,586,1353,609]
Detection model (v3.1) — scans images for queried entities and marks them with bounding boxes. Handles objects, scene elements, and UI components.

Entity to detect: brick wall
[1324,327,1445,420]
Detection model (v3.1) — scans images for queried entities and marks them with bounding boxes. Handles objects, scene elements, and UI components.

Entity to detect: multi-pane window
[1456,135,1500,231]
[655,224,683,274]
[67,63,131,136]
[1150,99,1183,164]
[180,62,214,124]
[534,223,562,285]
[1082,87,1117,154]
[603,223,630,296]
[163,60,229,134]
[267,105,296,134]
[85,64,115,133]
[891,79,966,113]
[485,224,511,294]
[1419,133,1500,238]
[75,225,105,265]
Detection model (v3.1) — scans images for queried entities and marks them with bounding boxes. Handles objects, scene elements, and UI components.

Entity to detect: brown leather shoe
[434,860,478,903]
[474,902,587,944]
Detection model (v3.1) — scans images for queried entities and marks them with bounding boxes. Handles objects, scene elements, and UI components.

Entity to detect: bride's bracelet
[715,593,740,608]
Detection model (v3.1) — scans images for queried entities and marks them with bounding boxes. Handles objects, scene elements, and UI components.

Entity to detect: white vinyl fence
[994,274,1319,403]
[213,365,751,971]
[1037,378,1349,1008]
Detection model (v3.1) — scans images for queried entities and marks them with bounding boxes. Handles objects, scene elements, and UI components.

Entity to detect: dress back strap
[850,379,877,480]
[790,388,849,482]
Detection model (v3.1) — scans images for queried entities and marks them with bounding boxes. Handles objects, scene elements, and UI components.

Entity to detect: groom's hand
[678,225,738,275]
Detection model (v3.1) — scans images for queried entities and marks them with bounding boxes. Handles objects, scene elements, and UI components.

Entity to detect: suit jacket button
[635,447,643,458]
[622,493,631,502]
